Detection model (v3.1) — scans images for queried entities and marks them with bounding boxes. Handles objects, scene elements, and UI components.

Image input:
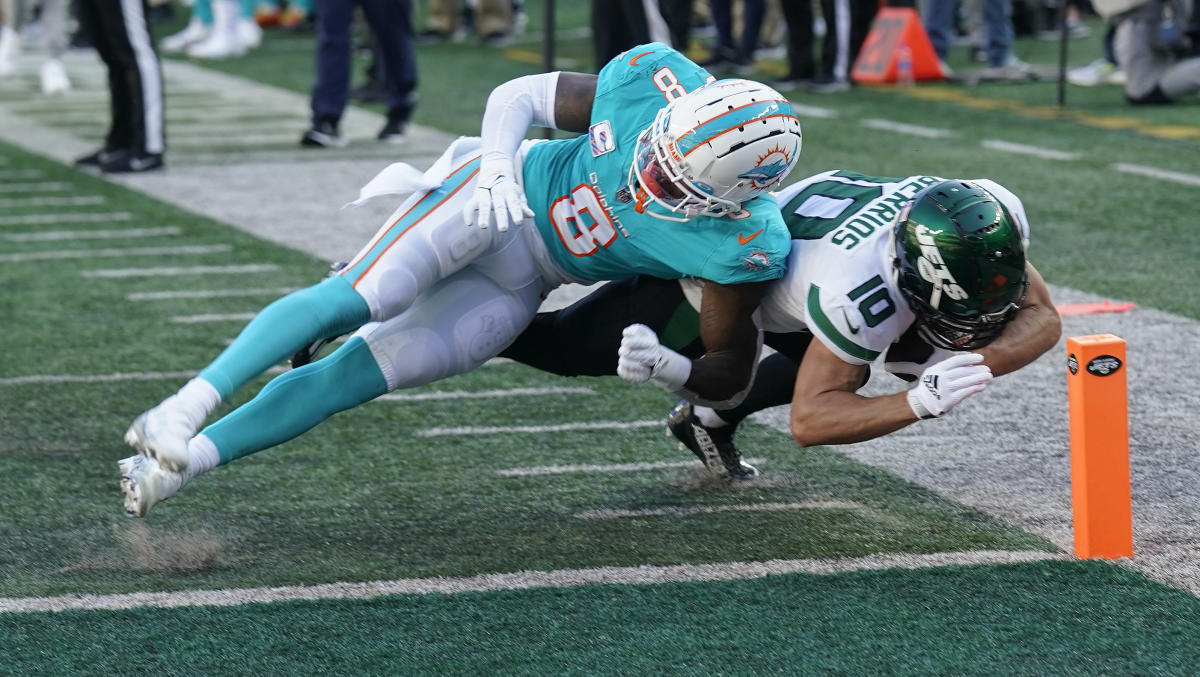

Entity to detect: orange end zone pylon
[1066,334,1133,559]
[851,8,945,84]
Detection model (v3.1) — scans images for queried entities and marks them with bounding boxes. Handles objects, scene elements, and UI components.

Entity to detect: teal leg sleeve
[194,0,213,25]
[198,276,370,400]
[239,0,254,18]
[202,337,388,464]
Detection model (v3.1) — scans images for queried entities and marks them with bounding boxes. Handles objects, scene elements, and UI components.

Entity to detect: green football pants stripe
[203,336,388,464]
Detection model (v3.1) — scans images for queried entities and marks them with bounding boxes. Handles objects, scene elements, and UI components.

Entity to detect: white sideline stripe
[575,501,863,520]
[496,458,768,477]
[418,420,663,437]
[170,312,257,324]
[0,365,287,386]
[0,181,71,192]
[0,550,1068,613]
[83,264,279,278]
[377,386,594,402]
[0,244,230,263]
[0,169,43,179]
[981,139,1082,161]
[127,287,296,300]
[790,103,838,119]
[5,227,182,242]
[860,118,954,138]
[0,195,105,208]
[0,212,133,226]
[0,370,198,385]
[1111,163,1200,187]
[170,134,308,148]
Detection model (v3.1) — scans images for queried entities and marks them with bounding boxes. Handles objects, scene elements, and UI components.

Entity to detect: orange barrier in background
[851,8,945,84]
[1066,334,1133,559]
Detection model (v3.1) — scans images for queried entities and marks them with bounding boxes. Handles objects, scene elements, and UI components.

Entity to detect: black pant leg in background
[591,0,651,70]
[359,0,417,122]
[77,0,164,154]
[780,0,816,80]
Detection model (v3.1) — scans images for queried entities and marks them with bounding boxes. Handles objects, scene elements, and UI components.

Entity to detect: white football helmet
[627,78,803,221]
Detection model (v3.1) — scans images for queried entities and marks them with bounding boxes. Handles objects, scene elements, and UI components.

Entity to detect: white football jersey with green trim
[761,170,952,366]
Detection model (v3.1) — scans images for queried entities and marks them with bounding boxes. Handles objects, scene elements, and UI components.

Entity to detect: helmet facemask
[892,181,1029,351]
[626,79,803,223]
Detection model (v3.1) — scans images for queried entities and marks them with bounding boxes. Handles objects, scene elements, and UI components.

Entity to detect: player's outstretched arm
[789,340,924,447]
[463,72,597,231]
[616,280,766,408]
[975,262,1061,377]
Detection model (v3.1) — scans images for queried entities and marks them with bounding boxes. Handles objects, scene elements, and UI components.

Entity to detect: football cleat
[119,454,184,517]
[666,401,759,481]
[124,398,195,472]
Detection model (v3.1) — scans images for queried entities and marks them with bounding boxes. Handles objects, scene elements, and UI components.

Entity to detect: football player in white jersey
[499,172,1061,479]
[118,43,806,517]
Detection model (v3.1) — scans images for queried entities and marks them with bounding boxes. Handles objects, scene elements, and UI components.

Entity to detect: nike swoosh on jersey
[628,50,655,65]
[841,308,861,334]
[737,229,764,245]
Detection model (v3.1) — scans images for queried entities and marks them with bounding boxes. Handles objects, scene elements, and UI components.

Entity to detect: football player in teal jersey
[119,43,804,517]
[497,173,1061,479]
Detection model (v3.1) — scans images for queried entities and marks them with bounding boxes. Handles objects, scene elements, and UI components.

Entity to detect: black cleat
[666,401,759,481]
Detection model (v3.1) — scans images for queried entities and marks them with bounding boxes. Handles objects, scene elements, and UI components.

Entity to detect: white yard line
[418,420,664,437]
[981,139,1082,161]
[5,227,181,242]
[170,312,257,324]
[0,181,71,192]
[575,501,864,520]
[0,370,199,385]
[82,264,279,278]
[496,458,767,476]
[860,118,954,138]
[0,244,230,263]
[127,287,296,300]
[1111,163,1200,187]
[0,195,104,208]
[0,169,43,179]
[378,386,593,402]
[0,550,1069,614]
[790,103,839,119]
[0,212,133,226]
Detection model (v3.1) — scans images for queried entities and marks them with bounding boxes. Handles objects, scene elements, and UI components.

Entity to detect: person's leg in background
[777,0,816,87]
[301,0,354,146]
[38,0,73,93]
[160,0,212,53]
[75,0,165,171]
[360,0,416,141]
[0,0,19,76]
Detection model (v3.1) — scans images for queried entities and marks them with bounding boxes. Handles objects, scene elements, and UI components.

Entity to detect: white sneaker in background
[161,17,210,53]
[236,18,262,50]
[40,58,71,94]
[0,25,20,77]
[187,29,246,59]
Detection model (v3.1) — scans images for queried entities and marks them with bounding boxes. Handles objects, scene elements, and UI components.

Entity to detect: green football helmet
[893,180,1028,350]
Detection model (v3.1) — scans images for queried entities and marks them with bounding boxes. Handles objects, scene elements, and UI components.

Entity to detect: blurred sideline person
[1102,0,1200,103]
[73,0,166,172]
[301,0,417,146]
[118,42,805,517]
[499,172,1060,479]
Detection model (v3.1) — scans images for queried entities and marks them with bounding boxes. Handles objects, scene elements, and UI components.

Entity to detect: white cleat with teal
[124,400,193,472]
[119,455,184,517]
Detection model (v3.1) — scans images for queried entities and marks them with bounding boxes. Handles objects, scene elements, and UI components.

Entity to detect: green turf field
[2,1,1200,673]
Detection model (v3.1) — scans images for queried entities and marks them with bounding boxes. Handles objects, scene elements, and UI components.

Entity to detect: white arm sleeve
[479,72,561,168]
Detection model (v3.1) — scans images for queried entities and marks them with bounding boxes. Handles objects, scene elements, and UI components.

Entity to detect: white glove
[616,324,691,390]
[462,165,533,232]
[906,352,992,419]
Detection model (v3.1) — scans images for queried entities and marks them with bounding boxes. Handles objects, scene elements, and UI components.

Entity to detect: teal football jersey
[521,43,789,285]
